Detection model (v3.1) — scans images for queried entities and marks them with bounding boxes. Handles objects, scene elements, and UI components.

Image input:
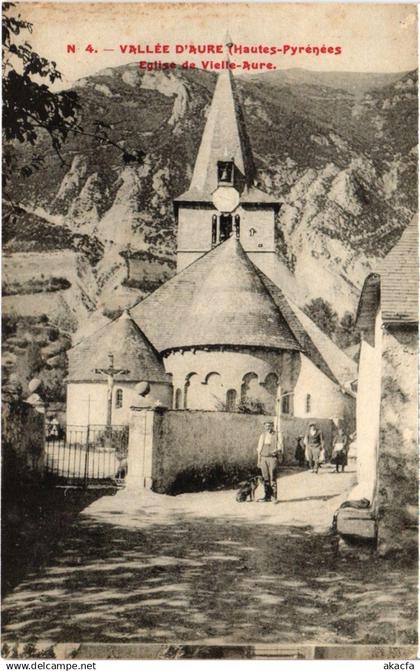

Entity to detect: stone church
[66,57,356,427]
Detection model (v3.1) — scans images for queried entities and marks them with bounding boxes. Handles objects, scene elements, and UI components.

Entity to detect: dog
[236,476,261,502]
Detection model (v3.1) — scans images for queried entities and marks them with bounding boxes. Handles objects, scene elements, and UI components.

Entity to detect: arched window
[115,388,123,409]
[226,389,237,412]
[306,393,311,414]
[174,388,182,410]
[184,373,198,409]
[241,372,258,402]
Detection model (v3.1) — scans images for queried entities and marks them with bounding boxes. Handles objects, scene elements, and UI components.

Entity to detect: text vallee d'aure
[68,42,343,70]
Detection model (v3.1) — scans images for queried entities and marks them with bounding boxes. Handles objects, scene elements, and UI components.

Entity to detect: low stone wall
[2,398,45,482]
[128,409,334,494]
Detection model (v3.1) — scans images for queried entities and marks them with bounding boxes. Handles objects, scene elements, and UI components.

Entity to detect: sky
[13,2,418,88]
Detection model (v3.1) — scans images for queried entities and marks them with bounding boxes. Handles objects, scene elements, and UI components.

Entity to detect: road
[2,464,417,649]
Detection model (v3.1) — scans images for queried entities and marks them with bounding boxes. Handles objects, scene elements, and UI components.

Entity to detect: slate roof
[129,236,356,387]
[188,68,255,195]
[67,310,170,383]
[253,268,357,386]
[379,215,418,323]
[174,66,279,210]
[131,236,300,352]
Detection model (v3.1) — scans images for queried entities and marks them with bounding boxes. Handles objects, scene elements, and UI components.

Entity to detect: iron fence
[44,424,128,485]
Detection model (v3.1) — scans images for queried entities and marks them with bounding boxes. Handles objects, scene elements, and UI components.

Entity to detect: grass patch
[3,277,71,296]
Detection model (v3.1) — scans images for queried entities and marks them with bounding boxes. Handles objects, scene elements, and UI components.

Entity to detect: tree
[2,3,144,201]
[303,298,338,339]
[304,298,360,352]
[336,311,360,350]
[2,3,80,194]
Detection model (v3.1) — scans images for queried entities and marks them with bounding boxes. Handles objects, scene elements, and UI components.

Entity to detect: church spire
[224,30,233,50]
[188,37,256,196]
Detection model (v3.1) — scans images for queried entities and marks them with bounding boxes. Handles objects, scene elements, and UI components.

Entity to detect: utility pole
[94,353,129,428]
[275,384,283,459]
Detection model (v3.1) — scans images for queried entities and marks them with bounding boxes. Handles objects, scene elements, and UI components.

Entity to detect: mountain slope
[5,65,418,325]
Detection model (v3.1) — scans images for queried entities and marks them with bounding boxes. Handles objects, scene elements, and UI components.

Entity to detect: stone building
[66,52,356,428]
[336,216,418,554]
[67,310,172,426]
[131,235,355,420]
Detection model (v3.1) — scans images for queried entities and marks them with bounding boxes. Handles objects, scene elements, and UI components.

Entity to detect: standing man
[304,422,324,474]
[257,420,280,502]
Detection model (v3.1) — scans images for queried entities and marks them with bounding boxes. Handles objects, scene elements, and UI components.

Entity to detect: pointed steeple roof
[67,309,169,383]
[190,68,256,195]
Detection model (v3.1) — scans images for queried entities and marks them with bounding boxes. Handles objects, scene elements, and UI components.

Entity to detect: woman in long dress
[331,428,349,473]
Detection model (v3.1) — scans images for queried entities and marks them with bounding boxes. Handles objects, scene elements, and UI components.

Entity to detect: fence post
[83,424,90,485]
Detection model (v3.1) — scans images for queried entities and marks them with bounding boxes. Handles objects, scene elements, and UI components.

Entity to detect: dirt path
[2,465,417,648]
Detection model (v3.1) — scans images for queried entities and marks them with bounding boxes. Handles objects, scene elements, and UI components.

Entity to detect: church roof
[130,237,356,387]
[253,269,357,386]
[379,214,418,323]
[131,236,300,352]
[67,310,169,383]
[187,68,256,196]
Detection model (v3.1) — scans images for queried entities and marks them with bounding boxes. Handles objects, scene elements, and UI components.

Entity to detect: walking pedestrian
[331,427,349,473]
[257,420,280,502]
[294,435,305,468]
[303,423,324,474]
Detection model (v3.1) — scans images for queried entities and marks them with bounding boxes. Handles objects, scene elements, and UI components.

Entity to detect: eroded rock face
[53,155,88,212]
[123,68,190,128]
[66,173,107,232]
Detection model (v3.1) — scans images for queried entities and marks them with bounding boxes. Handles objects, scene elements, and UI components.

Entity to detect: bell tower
[174,35,280,273]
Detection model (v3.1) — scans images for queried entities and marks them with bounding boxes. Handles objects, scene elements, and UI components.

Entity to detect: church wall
[238,206,276,253]
[66,380,172,427]
[164,348,300,413]
[376,325,418,556]
[66,383,109,427]
[293,355,355,437]
[127,408,335,494]
[177,206,213,253]
[176,204,276,272]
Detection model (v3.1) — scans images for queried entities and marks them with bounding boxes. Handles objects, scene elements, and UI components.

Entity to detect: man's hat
[264,420,274,426]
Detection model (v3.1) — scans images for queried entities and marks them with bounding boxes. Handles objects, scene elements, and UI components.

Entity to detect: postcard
[2,1,418,663]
